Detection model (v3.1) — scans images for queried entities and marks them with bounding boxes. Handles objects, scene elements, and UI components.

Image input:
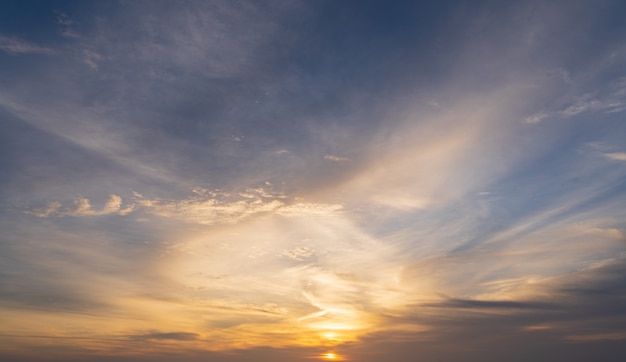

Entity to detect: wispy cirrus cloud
[604,152,626,161]
[524,76,626,124]
[0,35,55,55]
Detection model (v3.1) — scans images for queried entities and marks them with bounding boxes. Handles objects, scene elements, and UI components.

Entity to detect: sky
[1,0,626,361]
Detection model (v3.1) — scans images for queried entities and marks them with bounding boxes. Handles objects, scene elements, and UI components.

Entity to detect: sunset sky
[2,1,626,361]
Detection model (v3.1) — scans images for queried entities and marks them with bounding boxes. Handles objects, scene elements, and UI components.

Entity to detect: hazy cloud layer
[2,1,626,361]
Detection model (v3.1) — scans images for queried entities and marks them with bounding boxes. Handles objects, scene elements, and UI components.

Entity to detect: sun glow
[319,351,347,361]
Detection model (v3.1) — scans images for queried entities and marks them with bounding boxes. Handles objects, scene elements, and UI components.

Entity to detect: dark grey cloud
[382,257,626,358]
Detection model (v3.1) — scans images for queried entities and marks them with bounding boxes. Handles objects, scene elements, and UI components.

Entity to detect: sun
[322,352,338,360]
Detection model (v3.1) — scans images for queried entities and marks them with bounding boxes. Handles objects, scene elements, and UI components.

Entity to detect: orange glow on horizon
[319,352,346,360]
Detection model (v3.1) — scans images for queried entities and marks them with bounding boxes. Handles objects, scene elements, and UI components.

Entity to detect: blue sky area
[1,1,626,361]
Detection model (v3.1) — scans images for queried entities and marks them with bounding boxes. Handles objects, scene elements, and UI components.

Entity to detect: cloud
[26,202,62,218]
[132,331,200,341]
[27,194,133,217]
[560,98,602,116]
[70,194,135,216]
[524,97,622,123]
[88,1,297,79]
[26,186,342,226]
[138,194,284,225]
[275,203,343,217]
[0,35,56,55]
[524,111,549,123]
[56,12,80,39]
[135,186,343,224]
[425,297,558,310]
[332,88,530,211]
[324,155,350,162]
[604,152,626,161]
[281,245,315,261]
[0,1,311,192]
[82,49,102,69]
[524,76,626,124]
[3,1,626,361]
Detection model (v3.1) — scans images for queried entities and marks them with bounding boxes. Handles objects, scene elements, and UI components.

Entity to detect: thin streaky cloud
[604,152,626,161]
[0,35,55,55]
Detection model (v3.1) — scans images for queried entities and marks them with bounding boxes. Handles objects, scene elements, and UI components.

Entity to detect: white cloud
[28,194,133,217]
[56,12,80,39]
[275,203,343,217]
[560,99,601,116]
[140,192,342,224]
[138,196,284,225]
[526,98,607,123]
[324,155,350,162]
[82,49,102,69]
[0,35,55,55]
[26,202,61,218]
[25,185,342,225]
[281,245,315,261]
[526,78,626,124]
[604,152,626,161]
[68,194,135,216]
[524,111,549,124]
